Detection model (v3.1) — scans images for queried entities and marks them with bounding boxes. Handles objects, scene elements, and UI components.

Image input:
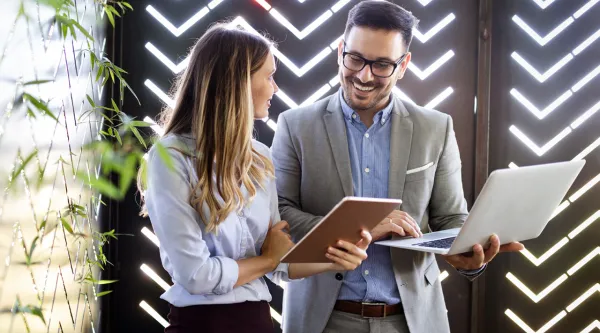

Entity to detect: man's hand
[443,234,525,270]
[370,210,423,241]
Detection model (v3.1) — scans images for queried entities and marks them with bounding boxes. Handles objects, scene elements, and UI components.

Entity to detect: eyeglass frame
[341,42,409,78]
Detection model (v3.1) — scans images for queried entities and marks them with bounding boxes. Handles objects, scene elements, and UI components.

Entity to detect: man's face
[338,27,411,113]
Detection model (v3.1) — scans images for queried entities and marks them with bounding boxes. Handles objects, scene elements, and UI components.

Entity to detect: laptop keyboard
[413,236,456,249]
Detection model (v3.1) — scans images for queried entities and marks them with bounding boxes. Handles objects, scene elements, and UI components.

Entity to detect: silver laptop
[375,160,586,255]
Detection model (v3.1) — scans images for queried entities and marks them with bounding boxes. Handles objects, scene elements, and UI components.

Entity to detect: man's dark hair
[344,1,419,50]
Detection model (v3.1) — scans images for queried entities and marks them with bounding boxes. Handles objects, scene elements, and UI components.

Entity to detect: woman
[140,23,372,333]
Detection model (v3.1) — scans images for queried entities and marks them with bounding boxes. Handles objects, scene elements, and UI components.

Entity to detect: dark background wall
[102,1,600,332]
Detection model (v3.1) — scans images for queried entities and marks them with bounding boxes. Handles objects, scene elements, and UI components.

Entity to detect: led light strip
[408,50,455,80]
[506,283,600,332]
[255,0,351,40]
[513,0,598,46]
[145,0,225,37]
[145,75,454,132]
[509,96,600,156]
[512,27,599,83]
[531,0,557,9]
[507,215,599,301]
[140,300,169,327]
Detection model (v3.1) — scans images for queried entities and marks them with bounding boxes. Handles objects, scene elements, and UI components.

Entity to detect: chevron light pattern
[136,1,475,331]
[500,0,600,332]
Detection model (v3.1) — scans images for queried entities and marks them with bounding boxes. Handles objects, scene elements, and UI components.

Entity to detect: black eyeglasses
[342,42,408,78]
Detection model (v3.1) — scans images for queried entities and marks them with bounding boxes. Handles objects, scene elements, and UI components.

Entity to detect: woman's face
[251,52,279,119]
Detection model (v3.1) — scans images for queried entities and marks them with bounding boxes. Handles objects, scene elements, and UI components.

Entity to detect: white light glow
[532,0,557,9]
[300,84,333,106]
[571,100,600,129]
[566,283,600,312]
[569,175,600,202]
[425,87,454,109]
[393,87,416,105]
[140,301,169,328]
[506,272,568,302]
[510,88,572,119]
[509,125,571,156]
[141,264,171,291]
[207,0,225,9]
[141,227,160,247]
[143,116,165,136]
[270,307,282,324]
[146,5,210,37]
[408,50,455,80]
[573,137,600,161]
[275,90,298,108]
[581,320,600,333]
[269,9,332,40]
[413,14,455,43]
[439,270,449,282]
[520,238,569,266]
[512,15,574,46]
[331,0,351,12]
[511,52,573,82]
[416,0,434,5]
[505,309,566,333]
[568,210,600,239]
[572,64,600,92]
[145,42,189,74]
[144,80,175,109]
[567,248,600,276]
[550,201,571,219]
[574,0,600,18]
[266,119,278,131]
[573,29,600,55]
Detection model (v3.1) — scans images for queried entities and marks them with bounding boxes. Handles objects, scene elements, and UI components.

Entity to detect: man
[271,1,524,333]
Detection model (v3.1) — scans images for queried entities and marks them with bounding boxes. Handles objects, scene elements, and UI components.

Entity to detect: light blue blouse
[145,133,289,307]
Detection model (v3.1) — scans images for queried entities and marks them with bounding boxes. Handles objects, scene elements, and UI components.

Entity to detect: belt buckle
[361,302,387,318]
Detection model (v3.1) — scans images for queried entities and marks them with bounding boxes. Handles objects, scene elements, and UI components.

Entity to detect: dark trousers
[165,301,274,333]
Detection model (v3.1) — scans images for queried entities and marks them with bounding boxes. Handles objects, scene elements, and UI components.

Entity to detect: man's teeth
[353,82,375,92]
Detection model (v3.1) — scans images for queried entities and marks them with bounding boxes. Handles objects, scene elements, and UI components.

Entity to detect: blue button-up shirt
[336,92,402,305]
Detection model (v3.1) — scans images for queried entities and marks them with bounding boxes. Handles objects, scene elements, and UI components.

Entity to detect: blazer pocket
[424,260,441,285]
[405,162,435,182]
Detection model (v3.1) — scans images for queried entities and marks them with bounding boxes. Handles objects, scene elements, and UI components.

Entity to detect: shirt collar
[339,88,394,124]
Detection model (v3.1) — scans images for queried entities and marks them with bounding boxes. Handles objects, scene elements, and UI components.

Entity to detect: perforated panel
[488,0,600,332]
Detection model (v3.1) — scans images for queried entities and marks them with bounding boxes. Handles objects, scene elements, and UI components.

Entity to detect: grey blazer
[271,91,469,333]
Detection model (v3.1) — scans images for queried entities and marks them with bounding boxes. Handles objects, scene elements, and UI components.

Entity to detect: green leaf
[23,93,58,122]
[114,129,122,145]
[26,107,36,118]
[85,277,118,285]
[118,154,137,196]
[96,290,113,297]
[110,99,120,113]
[107,5,121,17]
[14,304,46,325]
[130,126,146,148]
[105,9,115,27]
[77,172,122,199]
[86,94,96,108]
[23,80,53,86]
[72,20,94,42]
[129,120,152,128]
[28,236,40,265]
[123,2,133,11]
[153,142,174,171]
[61,217,74,235]
[11,149,38,181]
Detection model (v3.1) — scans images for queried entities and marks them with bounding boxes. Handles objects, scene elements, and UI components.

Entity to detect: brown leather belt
[334,300,403,318]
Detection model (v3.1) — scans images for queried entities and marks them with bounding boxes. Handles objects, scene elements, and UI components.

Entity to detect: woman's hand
[325,230,372,271]
[261,221,295,269]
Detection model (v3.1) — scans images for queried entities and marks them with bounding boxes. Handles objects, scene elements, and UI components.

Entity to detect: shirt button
[335,273,343,281]
[364,270,370,275]
[365,167,370,173]
[365,133,370,138]
[352,114,357,119]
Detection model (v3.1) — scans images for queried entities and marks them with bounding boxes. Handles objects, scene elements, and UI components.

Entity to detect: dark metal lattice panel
[487,0,600,332]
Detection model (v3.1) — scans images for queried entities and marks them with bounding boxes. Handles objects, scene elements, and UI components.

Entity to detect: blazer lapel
[323,94,354,197]
[388,97,413,201]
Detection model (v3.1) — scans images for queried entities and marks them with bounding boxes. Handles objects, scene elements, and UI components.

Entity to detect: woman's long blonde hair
[141,23,275,233]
